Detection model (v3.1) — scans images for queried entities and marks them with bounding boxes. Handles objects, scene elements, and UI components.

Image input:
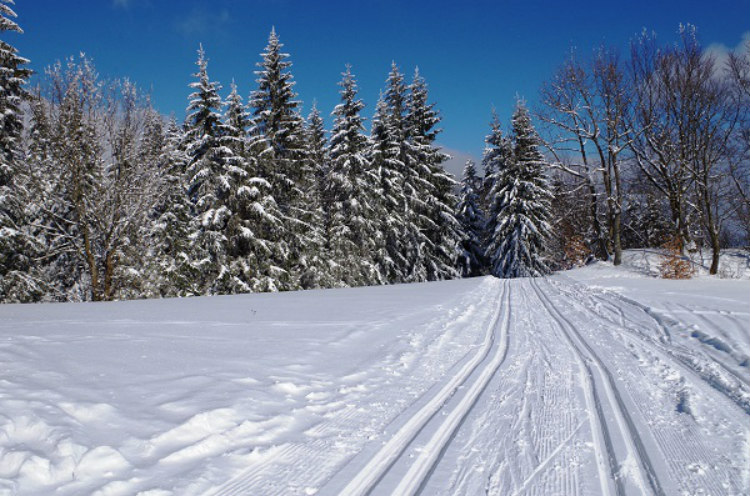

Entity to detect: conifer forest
[1,1,748,303]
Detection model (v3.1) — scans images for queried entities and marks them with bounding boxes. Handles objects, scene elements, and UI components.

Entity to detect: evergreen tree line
[3,2,745,303]
[6,9,516,302]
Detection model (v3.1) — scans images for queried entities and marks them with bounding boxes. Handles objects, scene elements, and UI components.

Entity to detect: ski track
[553,276,750,414]
[545,277,749,495]
[272,276,747,496]
[208,279,507,496]
[530,278,662,496]
[326,280,510,496]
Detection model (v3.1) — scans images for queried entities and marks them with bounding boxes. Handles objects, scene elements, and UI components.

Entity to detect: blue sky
[8,0,750,171]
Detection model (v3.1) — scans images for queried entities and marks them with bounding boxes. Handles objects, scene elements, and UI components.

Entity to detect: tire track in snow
[331,279,510,496]
[531,277,665,496]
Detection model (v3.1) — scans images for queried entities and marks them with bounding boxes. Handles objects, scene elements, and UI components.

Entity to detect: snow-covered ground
[0,252,748,495]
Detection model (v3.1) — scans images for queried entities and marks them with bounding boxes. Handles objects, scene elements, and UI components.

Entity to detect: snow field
[0,258,748,495]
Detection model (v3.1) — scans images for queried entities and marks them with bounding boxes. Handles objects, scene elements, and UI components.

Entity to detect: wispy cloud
[112,0,132,8]
[438,145,477,180]
[174,6,231,36]
[705,31,750,68]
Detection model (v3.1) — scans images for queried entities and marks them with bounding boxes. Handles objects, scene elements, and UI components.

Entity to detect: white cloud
[705,31,750,68]
[175,7,231,36]
[438,145,477,180]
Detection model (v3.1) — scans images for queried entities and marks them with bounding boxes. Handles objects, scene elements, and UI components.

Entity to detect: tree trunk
[709,232,720,275]
[613,210,622,266]
[587,179,609,260]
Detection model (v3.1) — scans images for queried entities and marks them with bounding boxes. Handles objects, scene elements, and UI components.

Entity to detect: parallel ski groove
[531,278,665,496]
[553,276,750,415]
[529,278,620,496]
[336,279,508,496]
[403,278,512,495]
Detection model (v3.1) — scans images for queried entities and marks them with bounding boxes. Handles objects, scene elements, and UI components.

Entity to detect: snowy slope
[0,262,748,495]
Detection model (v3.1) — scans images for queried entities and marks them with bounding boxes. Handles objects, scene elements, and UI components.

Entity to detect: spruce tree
[223,80,286,293]
[482,118,513,253]
[301,103,334,289]
[480,112,505,211]
[325,66,382,287]
[456,160,486,276]
[307,103,328,198]
[382,62,432,282]
[249,28,312,289]
[145,118,195,297]
[184,45,234,294]
[406,69,461,281]
[487,102,552,278]
[369,93,406,283]
[0,0,39,301]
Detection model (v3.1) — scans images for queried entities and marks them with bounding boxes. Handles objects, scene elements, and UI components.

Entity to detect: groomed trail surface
[0,262,748,495]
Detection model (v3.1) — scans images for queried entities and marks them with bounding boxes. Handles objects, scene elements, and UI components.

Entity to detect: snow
[0,252,748,495]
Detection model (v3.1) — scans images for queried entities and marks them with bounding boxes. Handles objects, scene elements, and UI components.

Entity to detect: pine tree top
[249,28,303,151]
[462,160,478,185]
[224,79,250,138]
[408,68,441,143]
[185,45,223,139]
[307,102,325,139]
[0,0,22,34]
[331,66,367,148]
[511,101,545,170]
[384,62,406,126]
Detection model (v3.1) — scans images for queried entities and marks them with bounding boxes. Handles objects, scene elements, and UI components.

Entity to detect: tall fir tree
[307,103,328,197]
[0,0,39,301]
[480,111,505,211]
[298,103,332,289]
[406,69,461,281]
[184,45,235,294]
[382,62,432,282]
[249,28,313,289]
[482,117,513,253]
[145,118,195,297]
[325,66,382,286]
[222,79,286,292]
[456,160,486,276]
[369,93,406,283]
[486,102,553,278]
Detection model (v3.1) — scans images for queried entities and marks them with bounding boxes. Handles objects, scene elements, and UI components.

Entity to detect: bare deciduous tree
[538,46,631,265]
[27,56,164,300]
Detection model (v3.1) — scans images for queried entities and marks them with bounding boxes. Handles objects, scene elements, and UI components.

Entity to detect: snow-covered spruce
[480,111,505,212]
[486,102,553,278]
[369,91,407,284]
[456,160,487,277]
[222,80,286,293]
[406,69,462,282]
[0,0,38,302]
[144,118,195,297]
[183,45,237,295]
[325,66,382,287]
[300,103,332,289]
[249,28,316,290]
